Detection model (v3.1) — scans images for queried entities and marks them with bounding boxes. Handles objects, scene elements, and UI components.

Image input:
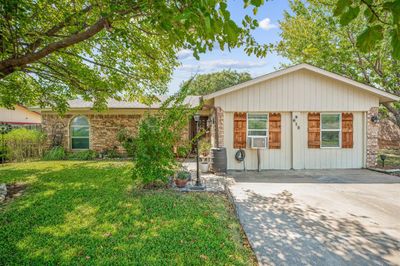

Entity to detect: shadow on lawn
[237,190,400,266]
[0,162,253,265]
[0,163,138,264]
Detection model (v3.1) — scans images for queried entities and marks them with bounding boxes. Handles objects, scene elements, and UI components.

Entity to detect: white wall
[215,69,379,112]
[223,111,365,170]
[224,112,292,170]
[294,112,365,169]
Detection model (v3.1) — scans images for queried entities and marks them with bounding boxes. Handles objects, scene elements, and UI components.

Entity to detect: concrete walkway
[228,170,400,266]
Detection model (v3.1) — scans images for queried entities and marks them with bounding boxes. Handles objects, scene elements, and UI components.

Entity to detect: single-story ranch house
[36,96,202,154]
[35,64,399,170]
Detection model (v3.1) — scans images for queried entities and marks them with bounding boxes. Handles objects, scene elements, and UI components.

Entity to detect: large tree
[180,69,251,95]
[0,0,267,112]
[276,0,400,126]
[333,0,400,59]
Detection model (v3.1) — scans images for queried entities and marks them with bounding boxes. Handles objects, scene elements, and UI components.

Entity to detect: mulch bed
[4,183,26,200]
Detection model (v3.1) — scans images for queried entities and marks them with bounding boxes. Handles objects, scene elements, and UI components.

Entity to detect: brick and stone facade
[42,112,142,154]
[366,107,379,168]
[42,111,191,155]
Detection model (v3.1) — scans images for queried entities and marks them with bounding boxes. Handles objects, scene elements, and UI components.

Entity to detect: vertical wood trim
[342,112,353,148]
[308,112,320,148]
[233,112,247,149]
[269,113,281,149]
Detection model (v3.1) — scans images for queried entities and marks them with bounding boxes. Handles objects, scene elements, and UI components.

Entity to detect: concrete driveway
[228,170,400,266]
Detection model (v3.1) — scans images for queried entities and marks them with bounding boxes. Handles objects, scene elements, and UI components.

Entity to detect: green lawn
[378,149,400,169]
[0,161,255,265]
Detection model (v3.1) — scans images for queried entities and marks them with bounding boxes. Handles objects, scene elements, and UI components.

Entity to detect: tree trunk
[383,103,400,128]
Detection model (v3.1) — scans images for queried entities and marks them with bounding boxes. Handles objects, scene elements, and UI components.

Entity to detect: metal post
[192,114,205,190]
[196,119,200,186]
[1,134,3,165]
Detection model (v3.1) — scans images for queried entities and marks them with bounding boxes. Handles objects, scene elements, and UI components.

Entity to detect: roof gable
[204,63,399,103]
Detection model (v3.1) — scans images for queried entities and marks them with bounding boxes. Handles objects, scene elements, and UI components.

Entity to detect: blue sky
[168,0,291,93]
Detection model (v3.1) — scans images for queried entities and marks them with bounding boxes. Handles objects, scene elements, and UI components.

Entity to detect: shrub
[199,138,211,157]
[43,146,66,160]
[0,145,7,162]
[116,128,136,157]
[176,170,191,180]
[4,128,46,161]
[133,88,198,187]
[68,150,98,160]
[101,147,122,159]
[176,142,192,158]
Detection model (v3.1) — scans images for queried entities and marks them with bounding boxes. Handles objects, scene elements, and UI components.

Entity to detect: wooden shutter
[233,112,247,149]
[308,112,320,148]
[342,113,353,148]
[269,113,281,149]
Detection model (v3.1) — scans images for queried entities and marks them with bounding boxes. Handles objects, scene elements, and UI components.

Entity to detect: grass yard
[378,149,400,169]
[0,161,255,265]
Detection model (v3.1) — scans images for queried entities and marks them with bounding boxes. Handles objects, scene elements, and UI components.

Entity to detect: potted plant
[174,170,191,188]
[199,139,211,173]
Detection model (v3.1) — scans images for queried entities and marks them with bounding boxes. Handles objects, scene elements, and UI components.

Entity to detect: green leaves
[278,0,400,126]
[391,27,400,58]
[180,70,252,95]
[340,6,360,26]
[333,0,349,16]
[334,0,360,26]
[356,25,384,52]
[0,0,268,112]
[333,0,400,59]
[251,0,263,7]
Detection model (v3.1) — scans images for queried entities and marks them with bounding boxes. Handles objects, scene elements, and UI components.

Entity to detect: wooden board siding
[225,112,292,170]
[308,113,320,148]
[224,111,365,170]
[269,113,281,149]
[233,112,247,148]
[342,113,354,148]
[214,69,379,112]
[299,112,364,169]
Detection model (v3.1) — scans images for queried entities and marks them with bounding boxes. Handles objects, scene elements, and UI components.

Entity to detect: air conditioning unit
[250,137,267,149]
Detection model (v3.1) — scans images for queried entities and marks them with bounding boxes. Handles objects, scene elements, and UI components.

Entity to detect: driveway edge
[224,183,260,265]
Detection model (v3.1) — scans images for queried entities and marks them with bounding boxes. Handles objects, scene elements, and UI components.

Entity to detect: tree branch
[27,5,93,53]
[359,0,391,26]
[0,17,108,78]
[58,50,135,77]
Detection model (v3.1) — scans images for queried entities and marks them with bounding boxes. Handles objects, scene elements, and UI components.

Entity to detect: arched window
[70,116,89,149]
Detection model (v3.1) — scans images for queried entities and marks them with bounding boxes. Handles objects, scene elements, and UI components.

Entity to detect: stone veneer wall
[216,107,224,147]
[42,113,141,153]
[42,112,191,154]
[366,107,379,167]
[210,107,224,148]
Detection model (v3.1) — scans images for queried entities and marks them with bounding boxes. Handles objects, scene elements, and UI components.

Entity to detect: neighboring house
[0,105,41,129]
[34,96,201,154]
[204,63,399,170]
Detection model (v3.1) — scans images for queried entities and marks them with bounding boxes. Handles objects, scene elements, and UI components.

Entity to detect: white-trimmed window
[320,113,341,148]
[70,116,89,150]
[247,113,268,137]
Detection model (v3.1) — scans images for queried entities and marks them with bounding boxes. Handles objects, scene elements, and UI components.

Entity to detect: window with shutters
[247,113,268,137]
[320,113,341,148]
